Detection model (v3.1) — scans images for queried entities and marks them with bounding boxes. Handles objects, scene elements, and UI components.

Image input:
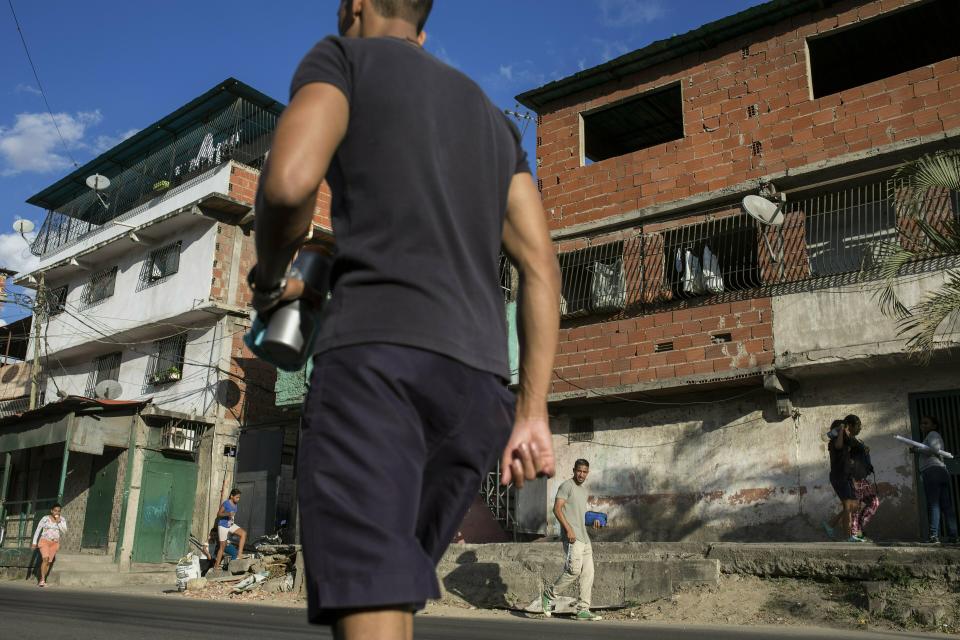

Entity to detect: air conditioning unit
[161,426,194,453]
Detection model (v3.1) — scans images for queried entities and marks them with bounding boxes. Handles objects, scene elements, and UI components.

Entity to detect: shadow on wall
[441,550,510,609]
[563,387,921,543]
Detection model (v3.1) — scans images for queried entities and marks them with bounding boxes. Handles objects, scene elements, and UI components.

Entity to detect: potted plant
[150,366,181,385]
[153,179,171,193]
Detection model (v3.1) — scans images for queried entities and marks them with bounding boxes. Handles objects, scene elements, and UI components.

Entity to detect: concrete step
[51,569,172,588]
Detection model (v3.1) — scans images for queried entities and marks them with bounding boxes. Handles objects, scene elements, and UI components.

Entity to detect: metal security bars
[85,352,121,398]
[139,241,182,288]
[45,285,67,316]
[145,334,187,388]
[81,267,118,308]
[30,95,280,258]
[480,460,518,534]
[555,177,959,319]
[498,254,515,302]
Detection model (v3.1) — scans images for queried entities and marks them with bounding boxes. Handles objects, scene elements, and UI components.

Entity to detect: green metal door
[81,451,120,549]
[132,453,197,563]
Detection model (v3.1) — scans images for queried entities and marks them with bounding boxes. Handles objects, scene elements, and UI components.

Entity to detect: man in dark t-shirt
[250,1,561,638]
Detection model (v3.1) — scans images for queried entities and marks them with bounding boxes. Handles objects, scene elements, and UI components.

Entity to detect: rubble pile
[179,544,304,601]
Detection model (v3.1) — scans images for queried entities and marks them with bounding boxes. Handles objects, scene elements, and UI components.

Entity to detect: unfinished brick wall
[535,0,960,229]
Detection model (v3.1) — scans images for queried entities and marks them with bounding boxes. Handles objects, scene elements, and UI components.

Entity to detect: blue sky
[0,0,766,324]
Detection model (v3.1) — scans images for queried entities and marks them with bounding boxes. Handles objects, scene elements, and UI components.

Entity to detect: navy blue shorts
[830,475,856,500]
[298,344,514,625]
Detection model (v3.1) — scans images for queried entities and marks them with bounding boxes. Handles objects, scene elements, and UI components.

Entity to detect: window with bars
[559,242,627,318]
[46,285,68,316]
[85,352,122,398]
[498,254,515,303]
[82,267,118,307]
[141,241,182,285]
[146,334,186,387]
[662,218,761,299]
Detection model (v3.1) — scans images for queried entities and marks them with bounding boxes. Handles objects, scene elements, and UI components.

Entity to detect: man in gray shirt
[916,416,957,543]
[542,459,602,621]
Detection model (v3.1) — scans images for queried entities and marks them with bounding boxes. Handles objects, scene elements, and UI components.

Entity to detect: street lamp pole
[29,272,44,410]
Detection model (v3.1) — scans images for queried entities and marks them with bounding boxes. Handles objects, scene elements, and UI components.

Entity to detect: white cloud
[0,110,102,175]
[592,38,631,63]
[598,0,665,27]
[499,65,513,81]
[485,60,545,90]
[14,83,42,97]
[94,128,139,154]
[430,45,459,69]
[0,227,40,274]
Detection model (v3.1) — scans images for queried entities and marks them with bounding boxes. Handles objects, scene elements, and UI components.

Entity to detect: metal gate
[910,390,960,538]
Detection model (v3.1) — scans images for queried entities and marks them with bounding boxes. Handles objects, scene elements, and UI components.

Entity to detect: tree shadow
[440,550,511,609]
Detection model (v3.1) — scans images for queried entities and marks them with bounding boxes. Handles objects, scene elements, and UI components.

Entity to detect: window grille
[559,242,627,318]
[158,419,204,454]
[145,334,187,387]
[46,285,67,316]
[141,241,182,285]
[81,267,118,307]
[569,417,595,443]
[85,352,121,398]
[498,254,515,303]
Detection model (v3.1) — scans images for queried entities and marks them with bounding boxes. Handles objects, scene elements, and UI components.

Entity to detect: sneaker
[38,580,46,587]
[541,591,553,618]
[821,521,836,540]
[846,536,865,543]
[928,536,941,544]
[575,610,603,621]
[854,534,872,543]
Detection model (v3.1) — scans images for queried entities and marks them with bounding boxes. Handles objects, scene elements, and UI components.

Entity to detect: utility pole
[29,273,44,410]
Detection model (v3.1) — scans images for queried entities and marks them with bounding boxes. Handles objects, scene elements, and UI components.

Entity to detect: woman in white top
[31,503,67,587]
[916,416,957,543]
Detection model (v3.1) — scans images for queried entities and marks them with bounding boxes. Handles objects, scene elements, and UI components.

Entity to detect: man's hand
[500,414,555,488]
[31,544,37,550]
[592,520,602,529]
[565,528,576,543]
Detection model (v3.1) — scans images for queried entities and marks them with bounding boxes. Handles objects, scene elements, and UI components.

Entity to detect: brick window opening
[569,417,594,443]
[559,241,626,318]
[82,266,118,307]
[142,241,182,285]
[581,82,683,163]
[655,341,674,353]
[85,352,121,398]
[663,218,761,299]
[46,285,68,316]
[146,334,187,387]
[807,0,960,98]
[712,333,732,344]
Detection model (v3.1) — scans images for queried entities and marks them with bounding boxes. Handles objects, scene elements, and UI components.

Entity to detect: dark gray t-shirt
[290,36,530,378]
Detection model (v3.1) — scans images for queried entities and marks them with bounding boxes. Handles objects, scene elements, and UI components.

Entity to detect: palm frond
[898,270,960,362]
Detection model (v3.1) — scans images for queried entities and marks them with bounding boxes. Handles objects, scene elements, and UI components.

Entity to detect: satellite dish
[94,379,123,400]
[12,219,34,235]
[741,195,785,227]
[86,174,111,191]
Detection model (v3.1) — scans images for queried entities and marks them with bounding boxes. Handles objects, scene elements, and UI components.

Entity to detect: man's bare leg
[214,540,225,570]
[334,609,413,640]
[236,528,247,560]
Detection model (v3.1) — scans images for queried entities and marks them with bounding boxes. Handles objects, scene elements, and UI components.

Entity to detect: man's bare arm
[253,83,348,301]
[553,497,575,542]
[499,172,561,487]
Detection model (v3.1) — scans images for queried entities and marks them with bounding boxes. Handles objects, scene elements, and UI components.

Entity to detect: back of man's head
[369,0,434,32]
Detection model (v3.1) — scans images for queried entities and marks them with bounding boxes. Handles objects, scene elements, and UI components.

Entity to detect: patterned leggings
[851,479,880,536]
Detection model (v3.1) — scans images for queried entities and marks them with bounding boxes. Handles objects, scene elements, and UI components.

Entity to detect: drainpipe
[0,451,11,527]
[57,416,74,503]
[113,412,140,564]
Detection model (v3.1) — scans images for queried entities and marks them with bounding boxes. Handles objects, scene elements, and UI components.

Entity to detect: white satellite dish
[94,379,123,400]
[741,195,785,227]
[86,174,111,191]
[12,219,35,235]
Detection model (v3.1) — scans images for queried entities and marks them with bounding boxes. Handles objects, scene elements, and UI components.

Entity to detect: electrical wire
[6,0,79,169]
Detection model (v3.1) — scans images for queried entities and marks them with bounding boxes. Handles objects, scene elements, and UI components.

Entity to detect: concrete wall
[774,270,960,366]
[546,365,960,542]
[42,219,217,356]
[43,324,222,416]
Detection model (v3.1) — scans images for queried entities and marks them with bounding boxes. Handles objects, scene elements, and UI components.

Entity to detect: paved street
[0,582,941,640]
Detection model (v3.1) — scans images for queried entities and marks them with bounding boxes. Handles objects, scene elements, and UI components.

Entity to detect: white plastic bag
[176,553,201,591]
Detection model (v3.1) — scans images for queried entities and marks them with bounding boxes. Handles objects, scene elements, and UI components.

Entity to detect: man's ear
[417,29,427,47]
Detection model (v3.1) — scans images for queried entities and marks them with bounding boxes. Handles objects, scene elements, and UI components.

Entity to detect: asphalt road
[0,582,941,640]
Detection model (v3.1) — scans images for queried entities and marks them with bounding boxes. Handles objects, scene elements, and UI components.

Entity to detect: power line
[6,0,79,169]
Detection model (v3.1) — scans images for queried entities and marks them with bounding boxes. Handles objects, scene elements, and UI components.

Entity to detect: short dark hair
[369,0,433,32]
[923,415,941,429]
[230,488,242,497]
[574,459,589,469]
[844,414,861,429]
[51,503,62,510]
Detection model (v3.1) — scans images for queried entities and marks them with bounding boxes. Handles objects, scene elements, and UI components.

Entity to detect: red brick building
[514,0,960,541]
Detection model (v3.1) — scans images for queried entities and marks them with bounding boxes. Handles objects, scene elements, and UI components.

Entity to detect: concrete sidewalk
[437,541,960,610]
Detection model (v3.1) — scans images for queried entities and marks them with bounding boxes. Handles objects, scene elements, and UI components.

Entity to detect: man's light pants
[545,539,594,611]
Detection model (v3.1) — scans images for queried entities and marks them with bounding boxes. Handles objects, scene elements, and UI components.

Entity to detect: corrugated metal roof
[0,395,150,428]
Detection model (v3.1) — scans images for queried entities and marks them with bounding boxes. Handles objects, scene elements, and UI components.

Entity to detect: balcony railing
[555,177,960,318]
[30,96,278,258]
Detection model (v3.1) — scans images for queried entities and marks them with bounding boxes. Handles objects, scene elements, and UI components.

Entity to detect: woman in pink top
[31,503,67,587]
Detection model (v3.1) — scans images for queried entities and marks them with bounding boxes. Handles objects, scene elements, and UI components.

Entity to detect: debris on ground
[177,544,303,602]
